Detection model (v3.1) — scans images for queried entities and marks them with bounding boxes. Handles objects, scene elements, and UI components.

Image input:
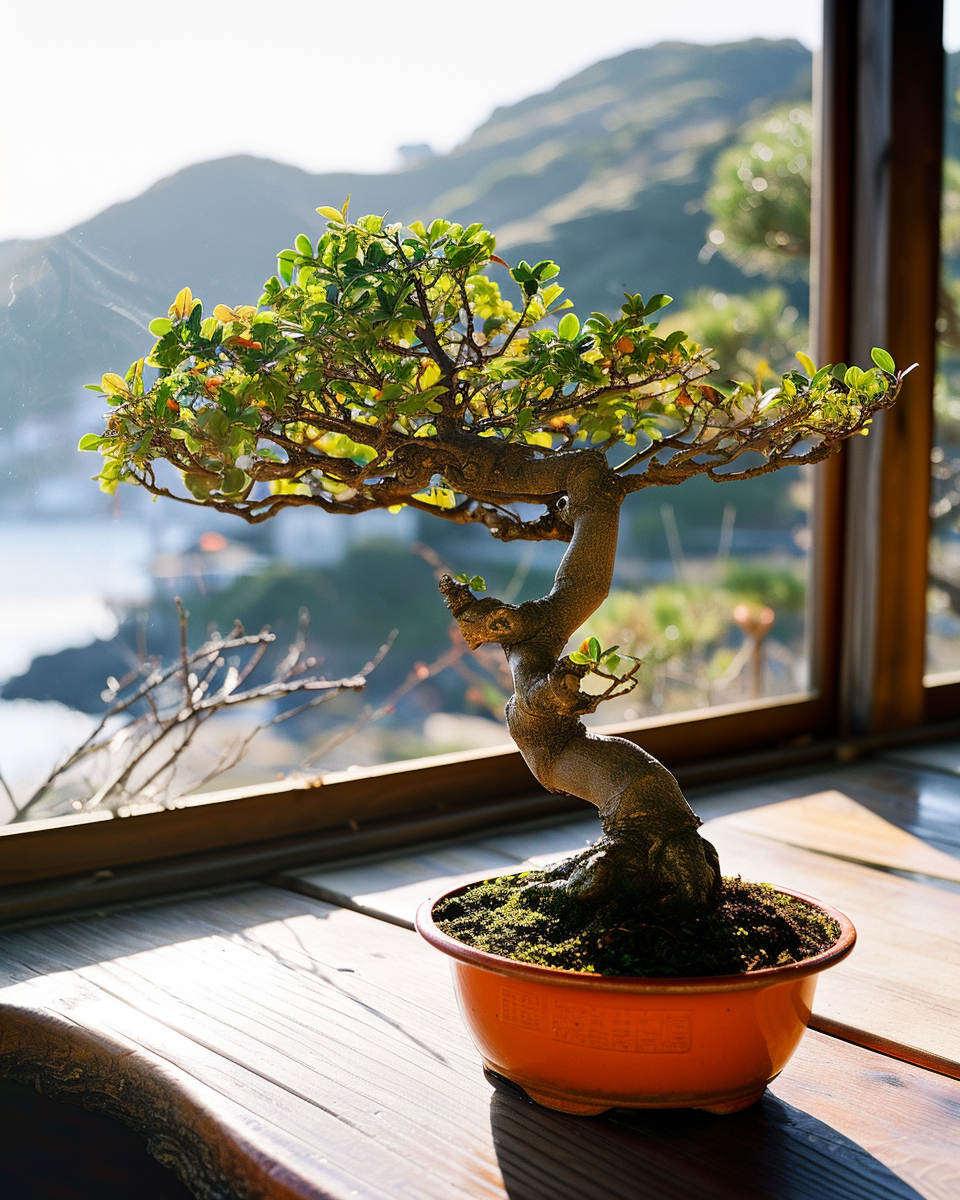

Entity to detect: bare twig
[7,602,387,824]
[0,768,20,815]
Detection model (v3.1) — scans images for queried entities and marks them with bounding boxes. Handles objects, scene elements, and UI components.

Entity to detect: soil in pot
[433,850,841,978]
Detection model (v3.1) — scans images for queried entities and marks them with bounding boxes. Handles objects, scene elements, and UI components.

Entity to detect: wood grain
[276,842,521,929]
[689,758,960,859]
[0,692,824,894]
[277,817,599,928]
[701,821,960,1077]
[885,741,960,777]
[472,819,597,866]
[713,790,960,883]
[1,887,959,1200]
[276,756,960,943]
[278,771,960,1078]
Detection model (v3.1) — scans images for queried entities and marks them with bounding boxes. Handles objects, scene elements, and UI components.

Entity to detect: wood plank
[472,817,597,866]
[713,790,960,884]
[700,820,960,1077]
[884,740,960,776]
[277,817,599,928]
[0,887,958,1200]
[0,692,829,892]
[274,756,960,932]
[692,758,960,856]
[274,843,520,929]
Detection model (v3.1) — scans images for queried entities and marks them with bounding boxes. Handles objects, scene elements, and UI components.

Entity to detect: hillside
[0,38,812,483]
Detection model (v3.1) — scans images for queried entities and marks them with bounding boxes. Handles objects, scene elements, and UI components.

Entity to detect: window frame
[1,0,950,911]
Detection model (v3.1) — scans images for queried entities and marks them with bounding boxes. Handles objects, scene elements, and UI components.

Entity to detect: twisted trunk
[439,441,721,913]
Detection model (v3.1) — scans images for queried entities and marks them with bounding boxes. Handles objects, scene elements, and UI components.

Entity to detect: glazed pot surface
[416,879,855,1116]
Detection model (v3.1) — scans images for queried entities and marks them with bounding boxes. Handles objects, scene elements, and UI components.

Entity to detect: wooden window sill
[2,752,960,1199]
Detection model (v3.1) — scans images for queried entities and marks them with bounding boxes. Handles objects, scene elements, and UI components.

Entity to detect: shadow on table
[487,1075,925,1200]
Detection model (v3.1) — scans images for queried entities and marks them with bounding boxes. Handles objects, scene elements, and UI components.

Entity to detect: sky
[0,0,827,243]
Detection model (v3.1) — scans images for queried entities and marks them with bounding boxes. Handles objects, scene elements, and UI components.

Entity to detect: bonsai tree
[83,203,902,914]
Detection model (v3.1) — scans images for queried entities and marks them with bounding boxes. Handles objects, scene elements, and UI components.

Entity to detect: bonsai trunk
[438,441,721,913]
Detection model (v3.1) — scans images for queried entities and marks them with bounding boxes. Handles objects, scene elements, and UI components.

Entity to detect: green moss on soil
[434,851,840,977]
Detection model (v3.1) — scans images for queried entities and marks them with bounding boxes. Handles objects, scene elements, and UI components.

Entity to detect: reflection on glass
[0,21,819,821]
[929,7,960,679]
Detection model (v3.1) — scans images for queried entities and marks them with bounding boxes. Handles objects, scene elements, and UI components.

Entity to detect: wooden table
[2,752,960,1200]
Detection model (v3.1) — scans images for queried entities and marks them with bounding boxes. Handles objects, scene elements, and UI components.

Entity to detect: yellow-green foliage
[80,204,898,521]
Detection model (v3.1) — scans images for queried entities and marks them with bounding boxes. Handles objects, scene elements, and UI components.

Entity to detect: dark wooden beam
[0,694,825,898]
[827,0,944,733]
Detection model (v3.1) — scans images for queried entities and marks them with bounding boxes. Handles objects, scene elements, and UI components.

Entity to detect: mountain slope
[0,39,812,463]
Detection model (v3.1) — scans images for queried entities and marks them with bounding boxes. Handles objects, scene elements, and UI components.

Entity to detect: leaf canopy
[85,207,901,537]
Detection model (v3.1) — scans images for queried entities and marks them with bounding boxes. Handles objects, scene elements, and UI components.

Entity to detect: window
[0,2,947,904]
[928,2,960,684]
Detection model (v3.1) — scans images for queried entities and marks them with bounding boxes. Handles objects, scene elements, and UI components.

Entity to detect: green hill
[0,38,812,485]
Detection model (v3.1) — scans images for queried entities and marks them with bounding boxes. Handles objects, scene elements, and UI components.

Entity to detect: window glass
[0,1,821,822]
[927,2,960,681]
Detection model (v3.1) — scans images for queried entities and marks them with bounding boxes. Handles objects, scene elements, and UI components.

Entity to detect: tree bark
[439,444,721,913]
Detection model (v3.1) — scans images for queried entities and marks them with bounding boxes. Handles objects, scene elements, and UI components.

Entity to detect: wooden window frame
[0,0,952,915]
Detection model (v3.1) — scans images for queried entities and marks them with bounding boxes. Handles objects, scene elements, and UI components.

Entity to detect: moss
[434,851,840,977]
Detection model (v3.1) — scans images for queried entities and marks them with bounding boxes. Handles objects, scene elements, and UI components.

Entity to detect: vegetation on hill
[0,38,814,474]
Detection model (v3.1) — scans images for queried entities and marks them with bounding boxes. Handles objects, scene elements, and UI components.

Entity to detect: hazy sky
[0,0,831,242]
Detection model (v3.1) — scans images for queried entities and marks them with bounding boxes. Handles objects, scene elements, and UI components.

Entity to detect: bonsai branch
[439,450,721,914]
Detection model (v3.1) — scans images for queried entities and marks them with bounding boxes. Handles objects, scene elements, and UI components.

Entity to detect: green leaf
[643,294,673,316]
[601,653,621,672]
[316,206,345,223]
[871,347,896,373]
[149,317,173,337]
[78,434,102,451]
[183,472,213,499]
[587,636,601,660]
[796,351,816,375]
[452,572,487,591]
[277,249,297,284]
[295,233,314,256]
[219,467,247,495]
[199,409,230,441]
[558,313,580,341]
[568,651,592,665]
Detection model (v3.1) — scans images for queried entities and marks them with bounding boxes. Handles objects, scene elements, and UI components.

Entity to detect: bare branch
[8,602,388,825]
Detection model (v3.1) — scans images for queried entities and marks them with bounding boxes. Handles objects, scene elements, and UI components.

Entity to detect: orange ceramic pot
[416,880,855,1116]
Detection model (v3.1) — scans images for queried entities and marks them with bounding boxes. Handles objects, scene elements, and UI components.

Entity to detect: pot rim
[415,875,856,994]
